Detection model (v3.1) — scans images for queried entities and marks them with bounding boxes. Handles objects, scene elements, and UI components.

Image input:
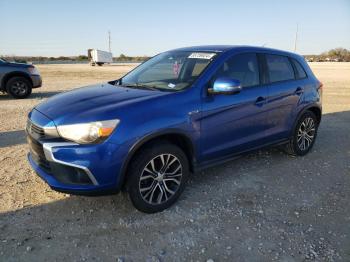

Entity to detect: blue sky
[0,0,349,56]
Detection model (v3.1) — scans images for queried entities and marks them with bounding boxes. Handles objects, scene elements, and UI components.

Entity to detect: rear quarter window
[266,54,295,83]
[291,58,307,79]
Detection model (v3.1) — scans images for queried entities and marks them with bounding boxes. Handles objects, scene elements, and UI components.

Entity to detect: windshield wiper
[122,83,159,91]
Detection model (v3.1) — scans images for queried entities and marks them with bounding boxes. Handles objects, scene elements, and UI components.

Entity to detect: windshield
[0,58,6,63]
[119,51,217,91]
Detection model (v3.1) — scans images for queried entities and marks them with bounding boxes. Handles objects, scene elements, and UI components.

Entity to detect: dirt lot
[0,63,349,261]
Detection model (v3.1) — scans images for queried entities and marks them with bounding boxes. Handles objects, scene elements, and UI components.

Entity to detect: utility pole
[294,23,298,52]
[108,31,111,53]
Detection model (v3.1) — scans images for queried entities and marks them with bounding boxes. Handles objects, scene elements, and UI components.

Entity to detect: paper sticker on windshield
[188,53,216,59]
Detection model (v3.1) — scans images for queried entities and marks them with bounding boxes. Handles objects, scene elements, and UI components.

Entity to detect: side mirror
[208,77,242,95]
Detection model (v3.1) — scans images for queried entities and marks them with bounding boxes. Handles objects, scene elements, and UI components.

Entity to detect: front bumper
[26,108,131,195]
[27,137,126,195]
[31,75,42,88]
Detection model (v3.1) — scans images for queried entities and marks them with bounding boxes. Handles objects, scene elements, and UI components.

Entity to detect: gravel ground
[0,63,349,261]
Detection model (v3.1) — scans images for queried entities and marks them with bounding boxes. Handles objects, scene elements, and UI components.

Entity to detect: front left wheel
[127,142,189,213]
[6,76,32,99]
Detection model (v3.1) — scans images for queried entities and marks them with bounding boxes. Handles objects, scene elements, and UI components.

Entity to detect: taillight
[319,81,323,91]
[318,81,323,100]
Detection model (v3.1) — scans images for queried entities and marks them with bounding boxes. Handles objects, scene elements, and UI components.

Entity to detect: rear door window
[266,54,295,83]
[291,58,307,79]
[214,53,260,87]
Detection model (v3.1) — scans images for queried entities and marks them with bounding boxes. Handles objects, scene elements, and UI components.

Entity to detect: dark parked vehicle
[26,46,322,213]
[0,58,42,98]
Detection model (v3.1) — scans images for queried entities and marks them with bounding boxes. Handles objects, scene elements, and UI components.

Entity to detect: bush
[305,48,350,62]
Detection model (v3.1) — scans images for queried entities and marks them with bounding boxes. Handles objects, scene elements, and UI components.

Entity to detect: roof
[172,45,238,52]
[170,45,299,57]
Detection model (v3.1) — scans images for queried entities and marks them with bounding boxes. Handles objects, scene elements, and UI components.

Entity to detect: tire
[285,111,319,156]
[6,76,32,99]
[127,142,189,213]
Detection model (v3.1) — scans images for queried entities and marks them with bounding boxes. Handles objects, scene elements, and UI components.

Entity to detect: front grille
[27,135,51,173]
[26,120,45,139]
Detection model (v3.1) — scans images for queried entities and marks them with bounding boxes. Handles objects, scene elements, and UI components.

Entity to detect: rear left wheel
[127,142,189,213]
[286,111,319,156]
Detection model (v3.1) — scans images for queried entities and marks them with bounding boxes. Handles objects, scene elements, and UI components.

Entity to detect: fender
[115,128,197,191]
[1,71,33,90]
[289,103,322,138]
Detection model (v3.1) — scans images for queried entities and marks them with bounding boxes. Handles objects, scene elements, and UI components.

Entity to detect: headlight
[57,119,120,144]
[28,66,40,75]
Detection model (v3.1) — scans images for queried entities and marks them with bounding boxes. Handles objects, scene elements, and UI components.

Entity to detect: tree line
[0,54,150,63]
[2,48,350,63]
[305,48,350,62]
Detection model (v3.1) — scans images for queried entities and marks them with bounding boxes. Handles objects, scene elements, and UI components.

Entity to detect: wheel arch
[307,106,322,124]
[117,130,196,191]
[1,71,33,90]
[290,104,322,137]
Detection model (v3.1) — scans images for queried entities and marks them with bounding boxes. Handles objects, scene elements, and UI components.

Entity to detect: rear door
[199,53,269,162]
[263,54,303,140]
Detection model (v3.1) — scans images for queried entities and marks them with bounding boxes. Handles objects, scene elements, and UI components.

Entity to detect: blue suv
[26,46,322,213]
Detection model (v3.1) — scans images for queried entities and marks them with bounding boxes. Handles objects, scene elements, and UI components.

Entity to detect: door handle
[188,110,200,116]
[255,96,266,106]
[295,87,304,95]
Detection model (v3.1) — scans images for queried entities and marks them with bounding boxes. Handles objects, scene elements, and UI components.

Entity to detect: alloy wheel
[139,154,183,205]
[10,81,27,96]
[297,117,316,151]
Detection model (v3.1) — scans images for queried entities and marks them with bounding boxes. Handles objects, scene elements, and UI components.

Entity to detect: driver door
[199,53,269,162]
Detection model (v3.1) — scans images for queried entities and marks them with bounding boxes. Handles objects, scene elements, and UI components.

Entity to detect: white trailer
[87,49,113,66]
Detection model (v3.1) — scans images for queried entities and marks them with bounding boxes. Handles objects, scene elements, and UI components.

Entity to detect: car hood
[6,61,32,68]
[35,83,166,125]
